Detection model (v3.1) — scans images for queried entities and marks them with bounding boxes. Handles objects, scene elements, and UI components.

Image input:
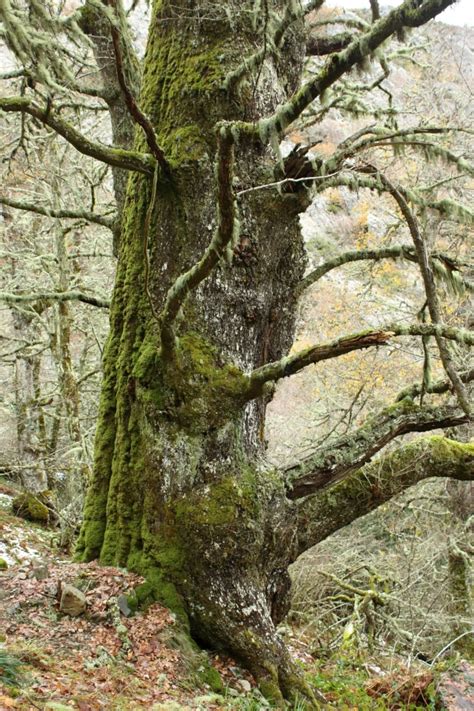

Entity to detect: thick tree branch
[295,436,474,555]
[245,324,474,399]
[159,129,236,360]
[306,32,352,57]
[0,195,115,229]
[234,0,456,144]
[0,96,154,175]
[286,401,469,499]
[0,291,110,309]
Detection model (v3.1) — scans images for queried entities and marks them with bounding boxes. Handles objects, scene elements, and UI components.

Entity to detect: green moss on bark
[139,2,231,166]
[12,492,50,523]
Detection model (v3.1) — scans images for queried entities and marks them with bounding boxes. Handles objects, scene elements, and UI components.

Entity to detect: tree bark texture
[76,1,473,704]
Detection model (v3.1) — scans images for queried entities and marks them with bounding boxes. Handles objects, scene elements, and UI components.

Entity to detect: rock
[117,593,132,617]
[238,679,252,693]
[32,565,49,580]
[438,661,474,711]
[59,583,87,617]
[11,491,50,523]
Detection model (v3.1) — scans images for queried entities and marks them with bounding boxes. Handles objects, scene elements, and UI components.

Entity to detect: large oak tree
[1,0,473,705]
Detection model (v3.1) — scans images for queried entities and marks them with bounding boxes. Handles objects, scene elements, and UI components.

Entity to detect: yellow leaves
[373,260,404,289]
[317,141,336,156]
[290,338,313,355]
[354,201,370,228]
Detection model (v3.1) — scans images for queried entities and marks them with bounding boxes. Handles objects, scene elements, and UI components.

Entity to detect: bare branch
[0,195,115,229]
[0,96,154,175]
[378,171,471,415]
[0,291,110,309]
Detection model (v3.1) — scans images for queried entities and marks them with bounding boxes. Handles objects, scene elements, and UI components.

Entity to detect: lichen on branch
[244,323,474,399]
[0,96,155,175]
[231,0,458,148]
[296,436,474,555]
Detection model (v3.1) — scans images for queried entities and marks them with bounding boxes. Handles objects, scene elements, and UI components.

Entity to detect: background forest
[0,1,473,709]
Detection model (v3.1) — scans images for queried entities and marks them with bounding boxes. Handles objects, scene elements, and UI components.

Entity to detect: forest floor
[1,481,472,711]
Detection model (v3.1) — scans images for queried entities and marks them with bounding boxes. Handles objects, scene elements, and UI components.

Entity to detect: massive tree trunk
[77,1,312,703]
[74,0,473,705]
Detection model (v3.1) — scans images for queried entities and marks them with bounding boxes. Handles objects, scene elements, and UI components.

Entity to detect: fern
[0,648,25,687]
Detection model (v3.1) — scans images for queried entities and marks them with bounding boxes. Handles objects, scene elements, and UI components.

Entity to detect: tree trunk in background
[446,428,473,659]
[447,538,474,659]
[12,317,47,492]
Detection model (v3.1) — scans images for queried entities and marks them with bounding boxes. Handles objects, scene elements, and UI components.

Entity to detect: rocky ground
[1,480,472,710]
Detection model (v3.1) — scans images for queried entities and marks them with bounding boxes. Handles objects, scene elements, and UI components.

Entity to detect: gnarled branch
[286,401,469,499]
[295,436,474,556]
[245,324,474,399]
[0,96,154,175]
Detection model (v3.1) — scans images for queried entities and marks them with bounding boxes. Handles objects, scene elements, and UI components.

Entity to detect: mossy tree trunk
[74,0,473,705]
[77,1,312,703]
